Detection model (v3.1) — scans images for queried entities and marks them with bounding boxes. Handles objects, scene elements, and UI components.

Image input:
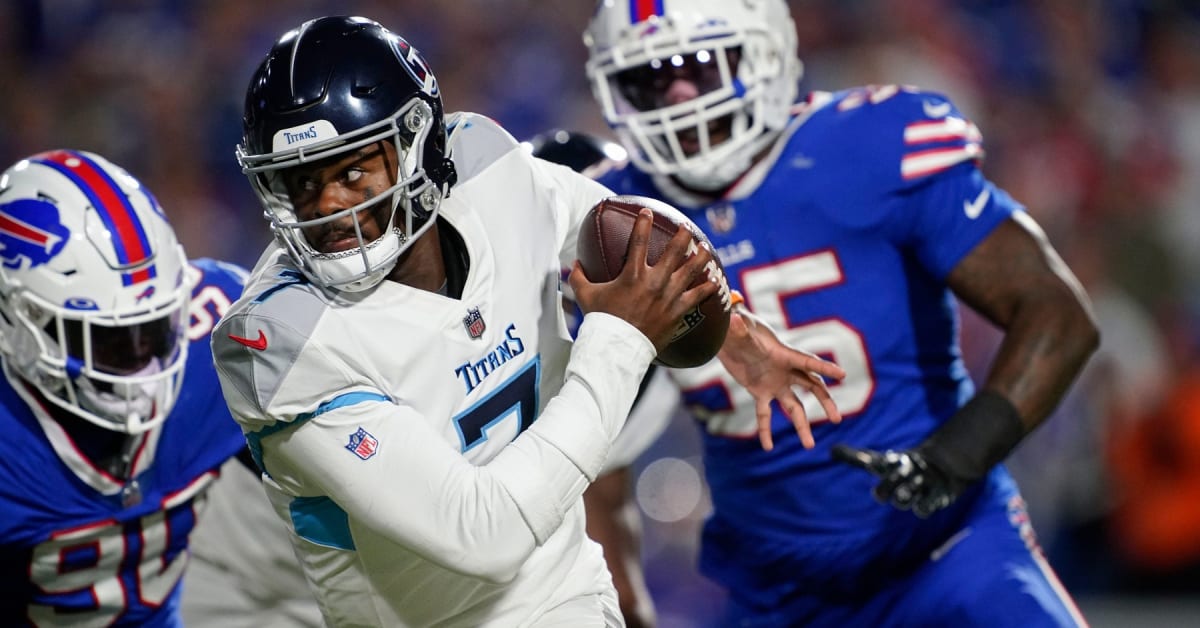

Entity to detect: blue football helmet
[237,16,457,292]
[525,129,628,178]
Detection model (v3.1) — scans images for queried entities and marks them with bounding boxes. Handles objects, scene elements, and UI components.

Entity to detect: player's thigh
[531,587,624,628]
[900,500,1088,628]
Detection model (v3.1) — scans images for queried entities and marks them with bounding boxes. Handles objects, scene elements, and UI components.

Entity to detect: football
[576,195,732,368]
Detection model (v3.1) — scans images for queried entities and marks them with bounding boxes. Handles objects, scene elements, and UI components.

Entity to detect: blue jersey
[0,258,246,627]
[599,87,1026,602]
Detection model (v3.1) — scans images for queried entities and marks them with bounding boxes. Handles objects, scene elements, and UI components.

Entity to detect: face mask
[75,357,165,429]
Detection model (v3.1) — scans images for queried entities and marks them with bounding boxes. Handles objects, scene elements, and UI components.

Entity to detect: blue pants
[722,491,1088,627]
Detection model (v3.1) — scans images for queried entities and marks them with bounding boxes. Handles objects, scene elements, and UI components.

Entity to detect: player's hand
[830,444,964,518]
[569,208,717,353]
[718,308,845,451]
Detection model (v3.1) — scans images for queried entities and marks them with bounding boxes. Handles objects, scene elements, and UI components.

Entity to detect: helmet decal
[630,0,665,22]
[393,38,439,97]
[64,297,100,310]
[0,198,69,270]
[31,150,156,285]
[271,119,340,153]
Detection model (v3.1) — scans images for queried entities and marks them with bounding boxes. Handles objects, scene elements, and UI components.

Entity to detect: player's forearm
[491,312,654,544]
[920,275,1099,486]
[259,314,652,583]
[260,408,542,584]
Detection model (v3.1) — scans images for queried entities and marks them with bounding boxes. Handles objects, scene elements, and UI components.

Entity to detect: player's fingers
[818,393,842,425]
[566,261,594,305]
[624,208,655,270]
[882,476,915,509]
[676,270,720,313]
[798,371,842,424]
[795,353,846,381]
[831,444,882,474]
[656,223,696,272]
[840,446,897,477]
[876,456,921,508]
[756,398,774,452]
[778,393,815,449]
[670,237,711,287]
[874,483,903,508]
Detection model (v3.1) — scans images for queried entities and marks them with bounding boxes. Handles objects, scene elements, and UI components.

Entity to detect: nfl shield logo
[463,307,486,339]
[706,203,737,234]
[345,427,379,460]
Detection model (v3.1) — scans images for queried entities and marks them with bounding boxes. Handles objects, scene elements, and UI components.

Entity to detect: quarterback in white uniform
[212,16,842,628]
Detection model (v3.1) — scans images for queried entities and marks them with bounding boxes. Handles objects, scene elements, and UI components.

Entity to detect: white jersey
[212,113,652,627]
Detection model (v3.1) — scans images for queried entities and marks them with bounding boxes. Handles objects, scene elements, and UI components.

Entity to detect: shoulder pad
[445,112,522,185]
[190,258,249,291]
[813,85,984,189]
[211,272,330,429]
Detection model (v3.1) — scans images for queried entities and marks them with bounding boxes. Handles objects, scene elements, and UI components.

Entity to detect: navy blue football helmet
[526,129,627,176]
[237,16,457,292]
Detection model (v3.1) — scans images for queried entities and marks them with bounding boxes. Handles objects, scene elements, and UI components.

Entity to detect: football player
[583,1,1100,626]
[211,16,843,628]
[0,150,247,625]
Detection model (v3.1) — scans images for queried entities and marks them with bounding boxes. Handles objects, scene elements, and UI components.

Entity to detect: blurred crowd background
[4,1,1199,626]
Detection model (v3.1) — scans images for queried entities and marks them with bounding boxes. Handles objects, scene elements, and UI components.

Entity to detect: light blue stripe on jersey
[244,391,392,474]
[290,496,354,550]
[252,269,306,303]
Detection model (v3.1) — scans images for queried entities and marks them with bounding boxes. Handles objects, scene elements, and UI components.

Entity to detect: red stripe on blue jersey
[630,0,664,22]
[33,150,156,285]
[900,118,984,180]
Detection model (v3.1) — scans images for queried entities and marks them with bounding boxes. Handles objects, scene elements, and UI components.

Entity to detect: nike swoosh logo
[963,187,990,219]
[923,100,952,118]
[228,330,268,351]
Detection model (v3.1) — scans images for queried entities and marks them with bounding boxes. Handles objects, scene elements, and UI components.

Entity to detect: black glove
[831,444,963,518]
[832,391,1026,518]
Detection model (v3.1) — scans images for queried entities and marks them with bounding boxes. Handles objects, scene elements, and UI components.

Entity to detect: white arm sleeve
[602,366,680,473]
[260,312,653,582]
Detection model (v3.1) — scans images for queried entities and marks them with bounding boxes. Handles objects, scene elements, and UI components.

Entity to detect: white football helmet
[585,0,802,190]
[0,150,192,434]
